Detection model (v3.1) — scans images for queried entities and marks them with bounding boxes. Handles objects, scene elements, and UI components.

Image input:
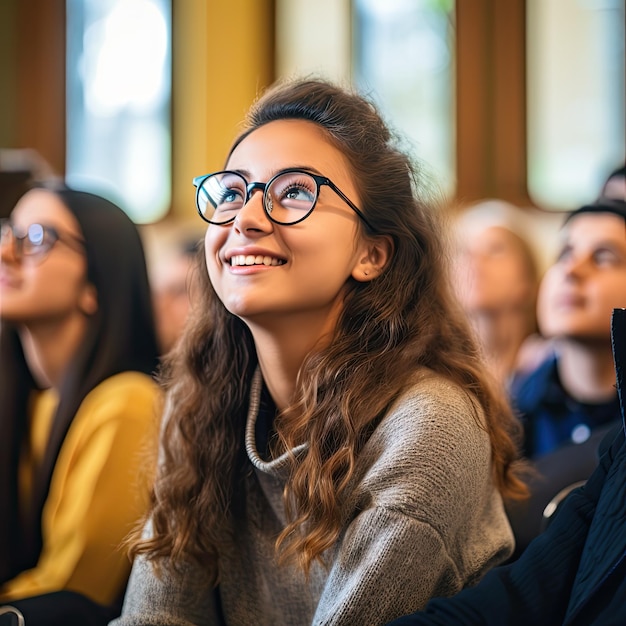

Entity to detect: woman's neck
[471,310,531,382]
[18,313,89,389]
[556,339,618,403]
[247,309,339,412]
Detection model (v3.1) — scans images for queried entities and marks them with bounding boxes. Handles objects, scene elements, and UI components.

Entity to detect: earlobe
[352,235,394,282]
[79,283,99,316]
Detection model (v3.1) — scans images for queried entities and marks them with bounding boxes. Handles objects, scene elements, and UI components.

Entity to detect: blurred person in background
[452,200,544,387]
[0,184,161,625]
[151,234,201,354]
[506,197,626,557]
[601,163,625,200]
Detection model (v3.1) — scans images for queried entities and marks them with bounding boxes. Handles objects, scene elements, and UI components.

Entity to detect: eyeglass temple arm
[324,179,375,231]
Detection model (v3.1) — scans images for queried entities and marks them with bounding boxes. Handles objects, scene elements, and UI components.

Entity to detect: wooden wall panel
[455,0,530,206]
[15,0,66,177]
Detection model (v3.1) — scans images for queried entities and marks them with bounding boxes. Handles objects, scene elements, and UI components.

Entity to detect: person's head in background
[601,164,625,200]
[151,235,201,354]
[452,200,540,385]
[0,184,159,384]
[537,197,626,403]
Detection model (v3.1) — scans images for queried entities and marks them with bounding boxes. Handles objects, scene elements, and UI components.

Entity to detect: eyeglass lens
[0,222,58,257]
[198,171,318,225]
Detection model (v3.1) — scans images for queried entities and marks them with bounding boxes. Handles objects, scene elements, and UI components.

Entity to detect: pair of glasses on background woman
[193,168,375,231]
[0,220,85,264]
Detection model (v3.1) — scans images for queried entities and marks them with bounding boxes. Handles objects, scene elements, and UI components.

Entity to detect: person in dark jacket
[506,197,626,556]
[512,197,626,460]
[386,277,626,625]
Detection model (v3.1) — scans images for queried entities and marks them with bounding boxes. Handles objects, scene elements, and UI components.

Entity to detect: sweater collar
[244,368,307,477]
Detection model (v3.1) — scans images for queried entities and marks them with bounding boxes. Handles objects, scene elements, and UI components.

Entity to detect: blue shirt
[510,354,621,458]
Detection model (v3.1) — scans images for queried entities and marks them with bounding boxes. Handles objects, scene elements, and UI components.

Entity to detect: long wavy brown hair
[131,78,528,582]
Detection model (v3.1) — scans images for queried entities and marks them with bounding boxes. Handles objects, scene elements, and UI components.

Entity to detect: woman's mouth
[229,254,285,267]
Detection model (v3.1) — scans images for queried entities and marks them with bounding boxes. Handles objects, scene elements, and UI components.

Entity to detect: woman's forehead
[227,119,352,180]
[12,189,79,232]
[565,212,626,243]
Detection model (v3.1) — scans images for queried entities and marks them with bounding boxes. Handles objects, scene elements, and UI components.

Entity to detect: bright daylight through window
[66,0,171,223]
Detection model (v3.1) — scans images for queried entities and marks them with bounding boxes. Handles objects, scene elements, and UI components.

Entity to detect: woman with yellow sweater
[0,184,161,624]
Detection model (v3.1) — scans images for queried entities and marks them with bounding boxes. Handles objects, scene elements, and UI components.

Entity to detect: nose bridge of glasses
[245,181,268,203]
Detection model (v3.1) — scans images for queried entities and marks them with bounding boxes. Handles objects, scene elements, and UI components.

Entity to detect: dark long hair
[0,185,160,583]
[133,78,528,580]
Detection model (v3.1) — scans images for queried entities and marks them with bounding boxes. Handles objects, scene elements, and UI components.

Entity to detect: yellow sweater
[0,371,161,606]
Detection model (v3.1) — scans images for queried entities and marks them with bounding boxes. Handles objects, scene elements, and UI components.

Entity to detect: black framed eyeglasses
[192,168,375,230]
[0,220,85,263]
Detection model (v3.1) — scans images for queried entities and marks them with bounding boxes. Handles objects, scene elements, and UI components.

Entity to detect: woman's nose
[233,188,273,235]
[561,254,588,280]
[0,232,19,263]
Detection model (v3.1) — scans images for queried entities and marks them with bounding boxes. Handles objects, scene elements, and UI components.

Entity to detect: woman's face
[454,225,534,314]
[0,189,91,324]
[204,119,370,331]
[537,213,626,341]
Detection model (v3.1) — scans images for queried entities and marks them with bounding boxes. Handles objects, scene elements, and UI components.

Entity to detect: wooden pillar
[455,0,530,206]
[15,0,66,177]
[170,0,275,221]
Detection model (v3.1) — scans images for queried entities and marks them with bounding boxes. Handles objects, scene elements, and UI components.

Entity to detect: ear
[352,235,394,282]
[79,283,99,316]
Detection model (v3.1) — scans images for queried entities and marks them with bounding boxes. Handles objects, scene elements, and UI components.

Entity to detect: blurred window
[352,0,455,197]
[527,0,625,209]
[66,0,172,223]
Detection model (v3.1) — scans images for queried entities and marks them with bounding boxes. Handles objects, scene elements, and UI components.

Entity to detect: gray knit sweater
[111,369,514,626]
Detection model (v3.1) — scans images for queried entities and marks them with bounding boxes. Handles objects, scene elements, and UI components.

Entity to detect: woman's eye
[222,190,240,203]
[27,224,45,246]
[284,185,315,202]
[485,242,508,257]
[593,249,620,266]
[216,187,244,210]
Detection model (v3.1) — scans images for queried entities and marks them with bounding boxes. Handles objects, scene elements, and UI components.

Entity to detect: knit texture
[112,369,513,626]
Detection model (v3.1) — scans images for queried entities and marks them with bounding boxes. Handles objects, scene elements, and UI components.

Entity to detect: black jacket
[387,308,626,626]
[389,427,626,625]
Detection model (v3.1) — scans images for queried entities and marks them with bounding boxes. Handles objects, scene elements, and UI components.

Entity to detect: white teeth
[230,254,284,266]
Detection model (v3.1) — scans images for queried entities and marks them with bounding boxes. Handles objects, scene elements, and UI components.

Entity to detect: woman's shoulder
[390,369,483,425]
[370,369,488,456]
[90,370,158,393]
[354,370,497,515]
[85,370,159,402]
[75,372,161,428]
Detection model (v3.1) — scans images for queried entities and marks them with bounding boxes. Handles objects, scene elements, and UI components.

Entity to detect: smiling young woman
[112,78,529,626]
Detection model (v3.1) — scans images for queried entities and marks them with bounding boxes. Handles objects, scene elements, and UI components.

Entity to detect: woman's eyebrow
[287,165,324,175]
[568,239,626,256]
[228,167,251,179]
[596,240,626,254]
[227,165,326,180]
